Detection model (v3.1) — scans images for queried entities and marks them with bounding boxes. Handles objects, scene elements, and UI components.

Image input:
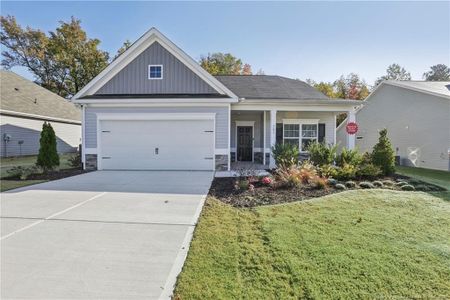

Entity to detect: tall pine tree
[371,128,395,176]
[36,122,60,172]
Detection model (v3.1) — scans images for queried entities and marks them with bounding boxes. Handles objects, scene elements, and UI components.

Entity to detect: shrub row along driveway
[1,170,213,299]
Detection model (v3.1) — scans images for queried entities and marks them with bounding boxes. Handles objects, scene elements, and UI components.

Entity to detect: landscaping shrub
[335,183,346,190]
[271,143,299,169]
[7,166,40,180]
[345,181,356,188]
[371,128,395,176]
[68,151,82,168]
[312,177,328,190]
[401,184,415,191]
[261,176,272,185]
[356,163,382,180]
[307,142,337,166]
[336,148,363,167]
[275,167,302,188]
[373,180,384,187]
[36,122,60,172]
[299,161,317,184]
[359,181,375,189]
[318,164,338,178]
[238,179,249,190]
[335,164,357,181]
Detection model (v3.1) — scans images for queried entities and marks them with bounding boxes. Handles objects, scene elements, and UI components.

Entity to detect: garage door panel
[99,119,214,170]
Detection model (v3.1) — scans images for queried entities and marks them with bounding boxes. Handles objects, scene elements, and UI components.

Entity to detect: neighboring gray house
[0,70,81,157]
[337,81,450,171]
[72,28,360,173]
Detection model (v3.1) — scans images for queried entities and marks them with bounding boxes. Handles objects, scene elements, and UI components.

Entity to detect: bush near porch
[214,129,443,207]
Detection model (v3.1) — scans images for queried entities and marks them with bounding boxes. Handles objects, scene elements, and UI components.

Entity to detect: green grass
[0,179,47,192]
[0,153,75,178]
[175,190,450,299]
[396,166,450,201]
[0,153,76,192]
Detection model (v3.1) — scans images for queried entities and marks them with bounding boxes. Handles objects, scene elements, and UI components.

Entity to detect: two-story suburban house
[72,28,360,173]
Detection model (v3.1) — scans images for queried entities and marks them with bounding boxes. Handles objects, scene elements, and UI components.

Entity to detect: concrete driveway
[1,170,213,299]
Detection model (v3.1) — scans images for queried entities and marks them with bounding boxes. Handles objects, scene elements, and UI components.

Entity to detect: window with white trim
[148,65,163,79]
[301,124,318,151]
[283,120,319,152]
[283,124,299,147]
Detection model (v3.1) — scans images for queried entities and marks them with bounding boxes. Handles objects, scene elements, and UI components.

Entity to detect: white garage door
[99,119,214,170]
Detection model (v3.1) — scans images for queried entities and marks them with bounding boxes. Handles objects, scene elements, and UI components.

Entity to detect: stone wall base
[85,154,98,170]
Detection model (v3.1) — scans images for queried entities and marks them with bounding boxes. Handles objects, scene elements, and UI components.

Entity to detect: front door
[237,126,253,161]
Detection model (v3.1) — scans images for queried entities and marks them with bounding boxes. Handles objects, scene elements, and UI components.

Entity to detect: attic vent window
[148,65,163,79]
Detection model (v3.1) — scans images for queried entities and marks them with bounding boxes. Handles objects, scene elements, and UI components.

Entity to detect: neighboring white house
[72,27,361,173]
[0,70,81,157]
[337,80,450,171]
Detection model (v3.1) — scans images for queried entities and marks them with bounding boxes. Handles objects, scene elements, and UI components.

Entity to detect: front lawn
[175,190,450,299]
[0,153,81,192]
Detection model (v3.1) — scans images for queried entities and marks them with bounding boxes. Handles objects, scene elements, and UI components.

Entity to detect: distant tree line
[1,15,449,100]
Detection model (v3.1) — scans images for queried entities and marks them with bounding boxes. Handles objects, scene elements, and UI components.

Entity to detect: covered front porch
[217,100,360,176]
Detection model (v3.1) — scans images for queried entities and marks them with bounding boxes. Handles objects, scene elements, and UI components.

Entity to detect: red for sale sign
[346,122,358,135]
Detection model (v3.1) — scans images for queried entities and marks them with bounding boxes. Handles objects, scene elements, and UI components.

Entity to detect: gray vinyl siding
[96,42,217,95]
[84,106,229,149]
[0,115,80,157]
[337,84,450,171]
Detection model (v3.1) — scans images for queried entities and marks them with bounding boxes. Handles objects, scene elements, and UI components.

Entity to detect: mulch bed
[4,168,87,181]
[210,175,445,208]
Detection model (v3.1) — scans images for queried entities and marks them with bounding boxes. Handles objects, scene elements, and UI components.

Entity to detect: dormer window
[148,65,163,79]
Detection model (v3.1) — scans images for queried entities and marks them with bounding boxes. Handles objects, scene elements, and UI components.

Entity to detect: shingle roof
[384,80,450,99]
[0,70,81,121]
[214,75,329,100]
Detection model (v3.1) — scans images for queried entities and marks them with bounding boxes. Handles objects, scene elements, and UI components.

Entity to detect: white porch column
[269,109,277,168]
[346,110,356,150]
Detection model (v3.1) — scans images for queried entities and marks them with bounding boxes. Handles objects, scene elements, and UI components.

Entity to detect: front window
[283,122,318,152]
[301,124,318,151]
[148,65,163,79]
[283,124,299,148]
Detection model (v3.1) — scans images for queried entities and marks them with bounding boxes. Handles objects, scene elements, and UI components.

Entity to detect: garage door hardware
[204,157,213,160]
[102,157,111,159]
[204,130,214,133]
[102,130,111,133]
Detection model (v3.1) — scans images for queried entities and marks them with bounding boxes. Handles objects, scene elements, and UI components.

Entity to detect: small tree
[36,122,60,172]
[371,129,395,175]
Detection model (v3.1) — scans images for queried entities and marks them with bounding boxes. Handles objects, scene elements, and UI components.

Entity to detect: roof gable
[95,42,218,95]
[383,80,450,100]
[0,70,80,122]
[73,28,237,101]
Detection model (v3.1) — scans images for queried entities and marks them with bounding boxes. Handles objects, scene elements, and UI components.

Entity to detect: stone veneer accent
[85,154,98,170]
[230,152,236,162]
[254,152,263,164]
[215,154,228,171]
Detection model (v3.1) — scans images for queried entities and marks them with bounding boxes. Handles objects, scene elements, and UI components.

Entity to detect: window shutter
[276,123,283,144]
[318,123,326,143]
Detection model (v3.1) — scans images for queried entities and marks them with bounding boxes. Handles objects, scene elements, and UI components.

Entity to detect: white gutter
[0,109,81,125]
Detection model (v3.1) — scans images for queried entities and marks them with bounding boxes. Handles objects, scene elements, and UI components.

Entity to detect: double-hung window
[283,120,319,152]
[283,124,300,147]
[148,65,163,79]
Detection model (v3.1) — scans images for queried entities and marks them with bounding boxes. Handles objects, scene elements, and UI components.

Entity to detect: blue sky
[1,1,449,86]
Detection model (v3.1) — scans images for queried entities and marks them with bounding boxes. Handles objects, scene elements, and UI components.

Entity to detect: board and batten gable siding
[337,84,450,171]
[0,115,80,157]
[84,106,229,150]
[95,42,218,95]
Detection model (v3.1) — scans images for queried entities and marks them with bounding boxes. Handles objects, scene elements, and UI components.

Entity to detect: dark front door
[237,126,253,161]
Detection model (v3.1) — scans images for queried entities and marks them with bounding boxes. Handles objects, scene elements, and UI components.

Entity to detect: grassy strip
[175,190,450,299]
[0,179,47,192]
